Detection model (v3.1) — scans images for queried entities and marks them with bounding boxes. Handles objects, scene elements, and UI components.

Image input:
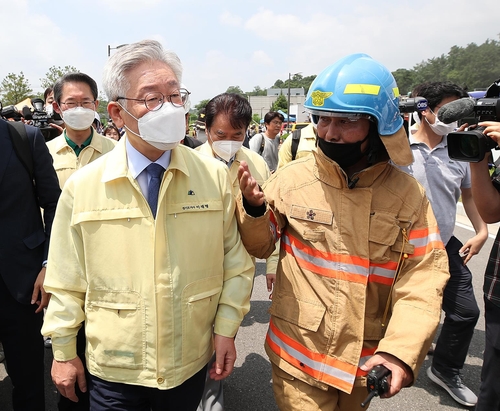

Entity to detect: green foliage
[392,38,500,95]
[195,99,210,112]
[247,85,267,96]
[252,113,261,123]
[271,94,288,112]
[273,73,317,94]
[40,65,79,90]
[225,85,245,95]
[189,112,198,123]
[97,92,109,122]
[0,72,33,105]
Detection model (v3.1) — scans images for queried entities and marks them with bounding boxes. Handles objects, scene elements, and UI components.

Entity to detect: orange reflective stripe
[282,233,369,284]
[409,226,444,256]
[356,346,378,376]
[282,232,400,286]
[267,320,357,392]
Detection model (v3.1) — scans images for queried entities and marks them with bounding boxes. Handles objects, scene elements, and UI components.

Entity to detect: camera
[1,104,23,121]
[447,79,500,162]
[1,98,63,141]
[23,98,63,141]
[399,96,428,113]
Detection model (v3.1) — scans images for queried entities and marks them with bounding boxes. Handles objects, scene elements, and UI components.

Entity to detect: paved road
[1,215,497,410]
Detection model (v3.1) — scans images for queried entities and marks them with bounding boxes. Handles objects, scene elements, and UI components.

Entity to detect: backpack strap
[258,134,265,155]
[291,129,301,160]
[7,121,34,181]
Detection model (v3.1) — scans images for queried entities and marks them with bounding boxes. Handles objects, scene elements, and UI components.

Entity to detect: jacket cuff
[52,339,78,362]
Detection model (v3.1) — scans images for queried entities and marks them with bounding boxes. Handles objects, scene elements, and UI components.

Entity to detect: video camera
[399,96,428,114]
[1,103,23,121]
[22,98,63,141]
[444,79,500,162]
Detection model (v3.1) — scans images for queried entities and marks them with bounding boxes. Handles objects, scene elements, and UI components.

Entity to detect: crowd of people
[1,39,500,411]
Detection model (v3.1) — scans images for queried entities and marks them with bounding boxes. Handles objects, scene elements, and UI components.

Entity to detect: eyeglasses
[60,100,96,109]
[270,120,283,126]
[116,89,190,112]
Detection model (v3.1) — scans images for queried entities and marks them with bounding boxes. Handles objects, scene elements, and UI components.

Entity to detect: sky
[0,0,499,106]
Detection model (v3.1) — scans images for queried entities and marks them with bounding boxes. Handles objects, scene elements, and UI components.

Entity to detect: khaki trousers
[271,363,371,411]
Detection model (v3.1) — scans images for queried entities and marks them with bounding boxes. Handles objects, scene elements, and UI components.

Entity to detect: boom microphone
[437,98,475,124]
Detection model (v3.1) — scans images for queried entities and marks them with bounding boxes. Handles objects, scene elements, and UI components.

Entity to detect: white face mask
[61,107,95,131]
[426,109,458,136]
[208,132,243,162]
[120,102,185,151]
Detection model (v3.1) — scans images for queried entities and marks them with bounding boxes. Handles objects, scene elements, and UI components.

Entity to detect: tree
[392,69,415,95]
[40,65,79,90]
[271,94,288,112]
[0,72,33,105]
[247,86,267,96]
[252,114,261,124]
[97,92,109,124]
[225,85,245,96]
[195,99,210,112]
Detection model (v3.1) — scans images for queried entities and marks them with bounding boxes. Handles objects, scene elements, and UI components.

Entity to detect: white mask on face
[120,102,185,151]
[426,109,458,136]
[208,132,243,162]
[61,107,95,131]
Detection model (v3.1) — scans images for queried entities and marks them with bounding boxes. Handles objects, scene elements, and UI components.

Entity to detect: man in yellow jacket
[42,40,255,411]
[256,54,450,410]
[47,72,116,189]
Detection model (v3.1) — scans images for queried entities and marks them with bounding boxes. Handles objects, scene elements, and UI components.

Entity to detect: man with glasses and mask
[398,81,487,407]
[47,73,116,189]
[42,40,256,411]
[249,111,284,172]
[255,54,449,410]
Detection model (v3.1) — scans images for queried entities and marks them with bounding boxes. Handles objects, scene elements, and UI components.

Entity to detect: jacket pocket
[269,293,326,333]
[23,229,45,249]
[182,277,222,364]
[368,213,401,263]
[86,290,144,370]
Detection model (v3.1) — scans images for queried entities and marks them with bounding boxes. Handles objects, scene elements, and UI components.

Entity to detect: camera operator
[44,86,64,138]
[469,121,500,410]
[398,81,488,407]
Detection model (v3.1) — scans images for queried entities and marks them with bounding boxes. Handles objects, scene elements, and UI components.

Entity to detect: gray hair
[102,39,183,102]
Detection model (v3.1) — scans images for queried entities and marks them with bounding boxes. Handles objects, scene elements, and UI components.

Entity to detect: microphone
[437,98,475,124]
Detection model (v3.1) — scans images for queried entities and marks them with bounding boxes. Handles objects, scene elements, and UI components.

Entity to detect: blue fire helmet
[305,53,413,166]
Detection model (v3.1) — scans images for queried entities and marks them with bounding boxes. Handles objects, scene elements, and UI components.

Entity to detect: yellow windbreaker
[42,139,255,389]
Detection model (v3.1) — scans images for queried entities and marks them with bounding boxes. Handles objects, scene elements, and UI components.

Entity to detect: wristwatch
[42,261,48,268]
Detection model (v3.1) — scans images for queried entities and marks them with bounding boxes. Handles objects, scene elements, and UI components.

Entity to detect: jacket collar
[101,135,190,183]
[52,128,106,154]
[313,148,389,189]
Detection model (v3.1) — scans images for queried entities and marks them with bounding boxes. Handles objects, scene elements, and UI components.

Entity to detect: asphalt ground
[1,211,497,411]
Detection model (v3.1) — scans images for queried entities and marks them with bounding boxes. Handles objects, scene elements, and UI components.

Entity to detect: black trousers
[476,297,500,410]
[88,365,207,411]
[0,276,45,411]
[432,236,480,376]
